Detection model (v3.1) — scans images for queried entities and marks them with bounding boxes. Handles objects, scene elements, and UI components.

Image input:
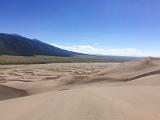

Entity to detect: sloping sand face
[1,58,160,120]
[0,85,27,100]
[0,86,160,120]
[89,58,160,82]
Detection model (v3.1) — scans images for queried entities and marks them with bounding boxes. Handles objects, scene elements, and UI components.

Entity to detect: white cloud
[52,43,160,57]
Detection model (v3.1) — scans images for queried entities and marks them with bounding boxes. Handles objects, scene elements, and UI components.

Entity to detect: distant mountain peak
[0,33,21,36]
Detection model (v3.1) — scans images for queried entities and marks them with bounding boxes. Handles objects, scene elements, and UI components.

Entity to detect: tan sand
[0,58,160,120]
[0,84,27,100]
[0,86,160,120]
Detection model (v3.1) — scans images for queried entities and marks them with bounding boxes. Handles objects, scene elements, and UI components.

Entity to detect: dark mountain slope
[0,33,79,56]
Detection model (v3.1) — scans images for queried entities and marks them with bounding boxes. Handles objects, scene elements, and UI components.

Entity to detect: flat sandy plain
[0,58,160,120]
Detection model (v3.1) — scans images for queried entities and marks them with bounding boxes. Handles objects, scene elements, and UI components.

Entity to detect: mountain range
[0,33,79,56]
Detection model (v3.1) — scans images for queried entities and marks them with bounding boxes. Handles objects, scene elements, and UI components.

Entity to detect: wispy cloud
[52,43,160,57]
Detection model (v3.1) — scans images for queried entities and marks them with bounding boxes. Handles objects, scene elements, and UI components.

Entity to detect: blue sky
[0,0,160,56]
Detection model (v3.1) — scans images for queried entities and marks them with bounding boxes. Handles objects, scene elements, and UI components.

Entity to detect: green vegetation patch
[0,55,123,64]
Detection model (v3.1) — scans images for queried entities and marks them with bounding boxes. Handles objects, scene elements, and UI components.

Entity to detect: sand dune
[87,58,160,82]
[126,74,160,85]
[1,58,160,120]
[0,86,160,120]
[0,63,110,94]
[0,84,27,100]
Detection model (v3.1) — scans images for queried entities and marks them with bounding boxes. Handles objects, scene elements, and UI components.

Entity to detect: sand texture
[1,58,160,120]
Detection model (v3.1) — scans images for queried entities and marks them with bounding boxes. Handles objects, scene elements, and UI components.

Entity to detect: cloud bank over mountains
[52,43,160,57]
